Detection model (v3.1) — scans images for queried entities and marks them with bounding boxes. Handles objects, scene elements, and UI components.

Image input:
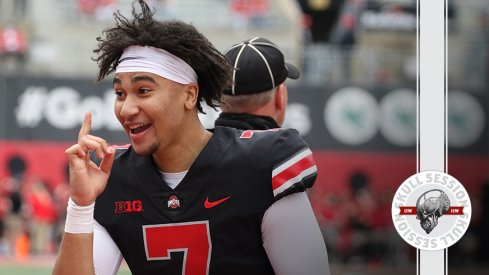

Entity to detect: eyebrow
[113,75,158,86]
[132,75,157,84]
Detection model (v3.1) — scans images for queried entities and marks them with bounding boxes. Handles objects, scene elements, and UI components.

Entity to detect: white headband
[115,45,198,84]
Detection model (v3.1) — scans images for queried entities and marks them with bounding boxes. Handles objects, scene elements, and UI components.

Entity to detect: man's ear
[184,83,199,109]
[274,84,287,111]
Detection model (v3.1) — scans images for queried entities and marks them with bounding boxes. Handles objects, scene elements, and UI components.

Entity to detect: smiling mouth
[130,123,151,134]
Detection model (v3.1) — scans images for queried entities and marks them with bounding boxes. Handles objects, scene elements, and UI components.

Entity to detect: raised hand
[65,112,115,206]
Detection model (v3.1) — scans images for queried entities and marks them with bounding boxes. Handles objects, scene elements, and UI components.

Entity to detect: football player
[53,1,330,274]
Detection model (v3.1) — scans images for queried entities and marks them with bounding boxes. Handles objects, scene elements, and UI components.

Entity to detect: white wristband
[65,197,95,234]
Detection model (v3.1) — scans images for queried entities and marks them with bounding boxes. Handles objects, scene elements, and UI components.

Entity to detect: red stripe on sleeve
[272,154,315,191]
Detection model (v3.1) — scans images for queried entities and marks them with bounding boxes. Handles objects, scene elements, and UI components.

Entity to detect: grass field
[0,266,132,275]
[2,257,488,275]
[0,265,54,275]
[0,255,131,275]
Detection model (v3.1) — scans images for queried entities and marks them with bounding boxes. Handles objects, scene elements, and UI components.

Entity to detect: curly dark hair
[93,0,232,113]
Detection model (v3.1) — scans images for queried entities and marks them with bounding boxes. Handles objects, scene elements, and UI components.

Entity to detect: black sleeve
[237,128,318,200]
[269,128,318,200]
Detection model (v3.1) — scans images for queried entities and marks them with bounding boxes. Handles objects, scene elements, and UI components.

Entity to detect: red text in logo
[114,200,143,214]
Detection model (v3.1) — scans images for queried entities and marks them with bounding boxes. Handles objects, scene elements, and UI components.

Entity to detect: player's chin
[131,142,158,156]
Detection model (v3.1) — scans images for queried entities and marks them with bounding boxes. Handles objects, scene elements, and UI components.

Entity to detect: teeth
[129,123,150,130]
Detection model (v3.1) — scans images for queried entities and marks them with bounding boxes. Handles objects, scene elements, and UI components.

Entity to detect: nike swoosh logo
[204,196,231,209]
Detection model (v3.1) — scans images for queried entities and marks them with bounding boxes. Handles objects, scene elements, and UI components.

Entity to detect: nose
[118,95,139,118]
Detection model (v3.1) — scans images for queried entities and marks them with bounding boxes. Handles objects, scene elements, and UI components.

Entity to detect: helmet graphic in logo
[416,189,450,234]
[168,195,181,209]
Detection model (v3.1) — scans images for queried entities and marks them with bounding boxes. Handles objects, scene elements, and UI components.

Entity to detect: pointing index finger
[78,112,92,140]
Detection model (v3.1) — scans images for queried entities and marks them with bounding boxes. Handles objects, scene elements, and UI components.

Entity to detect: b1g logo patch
[391,171,471,251]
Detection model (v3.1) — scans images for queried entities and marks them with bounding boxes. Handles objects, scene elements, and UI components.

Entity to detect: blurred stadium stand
[0,0,303,78]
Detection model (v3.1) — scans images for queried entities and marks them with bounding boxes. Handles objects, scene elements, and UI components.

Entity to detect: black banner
[1,75,127,144]
[0,76,487,154]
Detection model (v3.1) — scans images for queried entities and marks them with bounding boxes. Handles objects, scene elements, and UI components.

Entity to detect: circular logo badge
[283,103,312,136]
[379,89,416,146]
[391,171,471,251]
[324,87,379,145]
[447,91,485,148]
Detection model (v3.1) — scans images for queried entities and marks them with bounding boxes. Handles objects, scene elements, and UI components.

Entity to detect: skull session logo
[416,189,451,234]
[391,171,471,251]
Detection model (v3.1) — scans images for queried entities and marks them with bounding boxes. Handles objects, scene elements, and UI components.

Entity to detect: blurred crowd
[0,155,69,260]
[312,171,414,266]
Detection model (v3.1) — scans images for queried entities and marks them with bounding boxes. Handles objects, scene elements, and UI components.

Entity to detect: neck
[153,119,211,173]
[216,112,279,130]
[247,102,282,127]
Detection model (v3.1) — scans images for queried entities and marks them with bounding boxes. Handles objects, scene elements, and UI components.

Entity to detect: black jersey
[94,126,317,275]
